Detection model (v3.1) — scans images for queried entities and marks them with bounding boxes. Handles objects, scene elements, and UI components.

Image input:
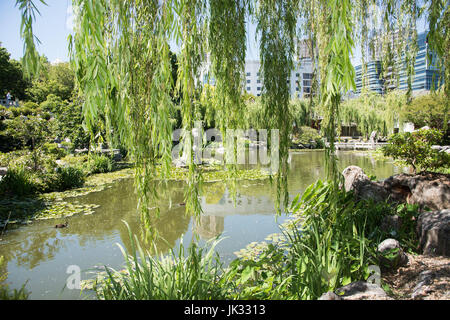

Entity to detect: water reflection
[0,151,401,299]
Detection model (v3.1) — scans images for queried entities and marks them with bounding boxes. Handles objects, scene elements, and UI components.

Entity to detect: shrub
[401,91,448,130]
[88,154,114,174]
[54,166,85,191]
[0,166,36,197]
[382,128,450,173]
[42,142,68,159]
[294,126,323,148]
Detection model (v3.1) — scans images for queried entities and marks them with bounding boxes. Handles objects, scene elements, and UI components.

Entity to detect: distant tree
[0,47,29,100]
[26,59,74,103]
[382,128,450,173]
[401,91,448,130]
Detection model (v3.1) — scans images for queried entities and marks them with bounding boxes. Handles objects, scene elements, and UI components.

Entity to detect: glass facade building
[354,31,443,95]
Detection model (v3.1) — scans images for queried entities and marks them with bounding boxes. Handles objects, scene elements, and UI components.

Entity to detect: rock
[377,238,409,269]
[0,167,7,176]
[318,291,342,300]
[381,215,402,234]
[411,270,435,299]
[344,166,450,211]
[335,281,391,300]
[417,209,450,257]
[342,166,389,202]
[389,172,450,211]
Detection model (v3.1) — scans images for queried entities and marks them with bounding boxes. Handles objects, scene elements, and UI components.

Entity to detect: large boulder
[416,209,450,257]
[342,166,450,211]
[334,281,392,300]
[383,172,450,211]
[342,166,389,202]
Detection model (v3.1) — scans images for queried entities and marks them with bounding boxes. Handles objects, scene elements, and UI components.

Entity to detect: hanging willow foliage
[427,0,449,131]
[208,0,248,202]
[256,0,298,212]
[15,0,46,78]
[68,0,177,241]
[17,0,448,234]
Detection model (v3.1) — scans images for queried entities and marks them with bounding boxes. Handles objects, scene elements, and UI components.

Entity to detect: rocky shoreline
[319,166,450,300]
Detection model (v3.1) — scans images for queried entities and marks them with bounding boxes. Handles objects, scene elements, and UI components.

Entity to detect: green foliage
[94,222,229,300]
[0,166,36,197]
[340,90,407,137]
[54,166,85,191]
[41,142,68,159]
[401,91,449,130]
[256,0,298,211]
[382,128,450,172]
[294,126,323,148]
[0,47,29,100]
[4,114,50,150]
[88,154,114,174]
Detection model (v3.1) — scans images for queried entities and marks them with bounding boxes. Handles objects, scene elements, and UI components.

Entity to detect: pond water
[0,151,403,299]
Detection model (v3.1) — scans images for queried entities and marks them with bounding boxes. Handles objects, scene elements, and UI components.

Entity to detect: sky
[0,1,428,66]
[0,0,73,63]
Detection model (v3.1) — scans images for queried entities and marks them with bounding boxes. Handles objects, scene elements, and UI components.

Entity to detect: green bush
[42,142,68,159]
[382,128,450,173]
[88,154,114,174]
[55,166,85,191]
[0,166,36,197]
[294,126,323,148]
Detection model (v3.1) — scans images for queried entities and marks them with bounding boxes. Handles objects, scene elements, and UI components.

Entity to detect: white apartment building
[244,59,314,98]
[201,58,314,99]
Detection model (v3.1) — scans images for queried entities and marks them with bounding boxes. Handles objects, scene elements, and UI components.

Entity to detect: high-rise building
[354,61,384,95]
[354,31,443,95]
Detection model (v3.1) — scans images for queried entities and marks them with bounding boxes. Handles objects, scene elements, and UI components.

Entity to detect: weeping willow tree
[427,0,449,131]
[340,90,407,137]
[16,0,449,234]
[255,0,298,211]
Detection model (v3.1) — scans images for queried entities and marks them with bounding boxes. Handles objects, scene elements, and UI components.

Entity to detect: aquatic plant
[92,222,231,300]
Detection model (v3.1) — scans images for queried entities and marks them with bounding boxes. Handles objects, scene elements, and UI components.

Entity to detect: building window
[296,73,300,77]
[246,72,251,76]
[247,87,251,91]
[257,87,261,91]
[257,72,260,77]
[296,87,299,91]
[257,79,261,84]
[246,80,251,83]
[257,93,261,96]
[303,73,313,80]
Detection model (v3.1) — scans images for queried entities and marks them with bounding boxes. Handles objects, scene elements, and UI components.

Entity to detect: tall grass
[88,154,114,174]
[95,222,231,300]
[0,166,36,196]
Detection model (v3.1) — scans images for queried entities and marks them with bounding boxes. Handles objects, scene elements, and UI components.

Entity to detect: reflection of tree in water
[0,179,191,270]
[193,215,224,240]
[0,229,67,270]
[116,180,191,255]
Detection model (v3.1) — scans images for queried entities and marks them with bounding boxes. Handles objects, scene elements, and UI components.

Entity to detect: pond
[0,151,403,299]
